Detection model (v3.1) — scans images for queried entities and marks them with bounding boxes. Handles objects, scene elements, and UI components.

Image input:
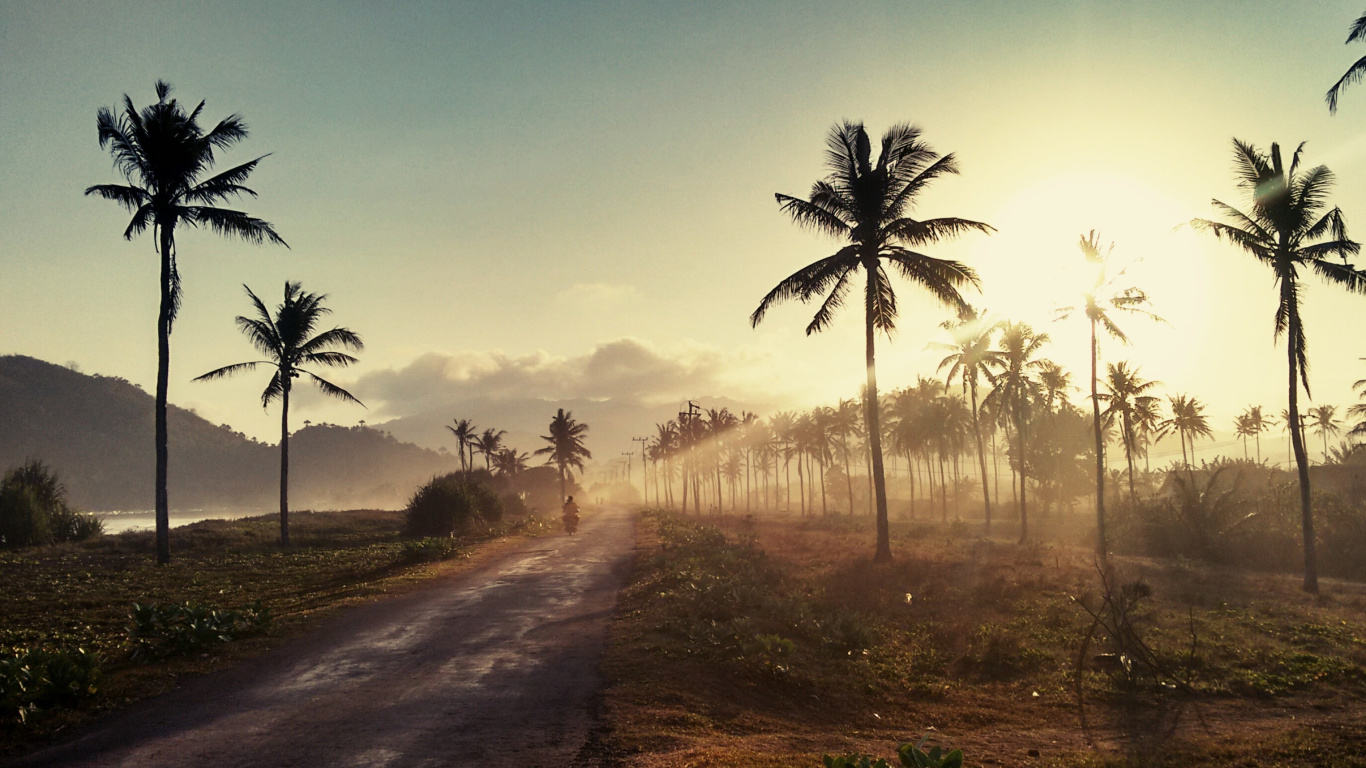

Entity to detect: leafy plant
[824,737,964,768]
[397,537,466,565]
[0,461,103,549]
[127,600,272,661]
[0,646,102,725]
[403,473,503,538]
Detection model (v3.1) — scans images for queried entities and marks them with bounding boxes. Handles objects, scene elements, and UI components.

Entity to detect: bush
[403,473,503,537]
[0,461,103,549]
[127,600,273,661]
[397,537,466,565]
[0,646,102,725]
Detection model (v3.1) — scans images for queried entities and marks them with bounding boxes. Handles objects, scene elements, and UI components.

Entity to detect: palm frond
[749,246,860,327]
[775,193,851,237]
[186,207,288,246]
[182,156,267,205]
[1308,257,1366,294]
[297,327,364,357]
[1327,53,1366,113]
[83,184,148,213]
[884,216,995,246]
[301,370,365,407]
[804,264,856,335]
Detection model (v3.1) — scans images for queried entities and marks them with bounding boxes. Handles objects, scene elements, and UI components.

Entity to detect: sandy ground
[11,507,635,768]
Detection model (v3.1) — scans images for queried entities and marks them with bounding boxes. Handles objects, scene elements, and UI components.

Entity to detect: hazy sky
[4,1,1366,462]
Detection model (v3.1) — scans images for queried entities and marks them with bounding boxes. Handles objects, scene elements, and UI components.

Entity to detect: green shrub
[0,461,102,549]
[403,473,503,537]
[0,646,102,725]
[397,537,466,564]
[127,600,272,661]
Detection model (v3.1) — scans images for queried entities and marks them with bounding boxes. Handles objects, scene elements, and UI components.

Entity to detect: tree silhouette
[1099,362,1161,500]
[983,321,1048,543]
[750,121,993,561]
[87,81,286,564]
[447,419,478,475]
[933,306,1002,534]
[475,427,507,472]
[1307,405,1342,463]
[1157,394,1212,476]
[1240,405,1274,464]
[535,409,591,505]
[1192,139,1365,593]
[1057,231,1159,558]
[195,282,362,546]
[1326,12,1366,113]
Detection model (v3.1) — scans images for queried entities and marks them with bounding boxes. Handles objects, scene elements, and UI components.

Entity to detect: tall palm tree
[194,282,362,546]
[933,307,1003,534]
[1157,394,1213,473]
[1326,12,1366,112]
[475,427,507,472]
[1308,405,1342,463]
[1234,413,1255,460]
[1241,405,1274,464]
[1037,362,1073,412]
[750,121,993,561]
[447,419,478,475]
[1192,139,1365,593]
[1058,231,1160,558]
[983,322,1049,543]
[1099,362,1160,500]
[492,448,530,479]
[535,409,591,505]
[87,81,286,564]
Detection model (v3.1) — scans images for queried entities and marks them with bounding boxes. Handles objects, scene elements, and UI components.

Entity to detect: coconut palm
[475,428,507,472]
[87,81,286,564]
[1326,12,1366,112]
[1057,231,1160,557]
[1307,405,1343,463]
[1157,394,1212,474]
[492,448,530,479]
[535,409,591,505]
[933,307,1003,534]
[447,419,478,475]
[195,282,362,546]
[750,121,993,561]
[1100,362,1161,500]
[1234,414,1255,460]
[983,321,1049,543]
[1192,139,1365,593]
[1241,406,1274,464]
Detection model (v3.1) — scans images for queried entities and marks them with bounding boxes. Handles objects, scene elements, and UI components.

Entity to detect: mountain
[0,355,456,511]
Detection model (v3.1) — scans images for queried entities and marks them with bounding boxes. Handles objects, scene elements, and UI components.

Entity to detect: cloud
[350,337,774,418]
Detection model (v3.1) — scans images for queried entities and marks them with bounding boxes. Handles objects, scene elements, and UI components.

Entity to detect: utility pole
[632,436,649,505]
[621,451,633,489]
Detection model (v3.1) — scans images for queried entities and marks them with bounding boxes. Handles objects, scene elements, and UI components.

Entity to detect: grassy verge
[0,509,551,753]
[601,511,1366,767]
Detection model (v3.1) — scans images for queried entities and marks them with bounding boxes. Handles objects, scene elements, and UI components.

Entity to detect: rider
[561,495,581,533]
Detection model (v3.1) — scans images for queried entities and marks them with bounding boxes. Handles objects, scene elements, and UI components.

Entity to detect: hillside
[0,355,456,511]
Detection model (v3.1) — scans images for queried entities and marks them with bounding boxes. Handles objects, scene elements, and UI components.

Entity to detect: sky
[4,0,1366,465]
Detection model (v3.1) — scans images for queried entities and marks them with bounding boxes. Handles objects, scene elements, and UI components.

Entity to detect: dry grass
[601,511,1366,767]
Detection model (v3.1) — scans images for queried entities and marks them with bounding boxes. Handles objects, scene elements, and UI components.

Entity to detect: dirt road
[16,507,635,768]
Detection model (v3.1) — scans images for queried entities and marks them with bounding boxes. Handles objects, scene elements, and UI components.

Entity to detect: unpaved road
[16,507,635,768]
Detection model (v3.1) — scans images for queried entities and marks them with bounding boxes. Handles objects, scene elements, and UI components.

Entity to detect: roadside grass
[0,509,551,752]
[602,511,1366,767]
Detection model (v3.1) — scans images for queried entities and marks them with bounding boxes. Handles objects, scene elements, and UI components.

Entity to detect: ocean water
[96,508,270,535]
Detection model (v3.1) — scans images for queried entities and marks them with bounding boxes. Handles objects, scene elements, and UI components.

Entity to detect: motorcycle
[562,511,579,535]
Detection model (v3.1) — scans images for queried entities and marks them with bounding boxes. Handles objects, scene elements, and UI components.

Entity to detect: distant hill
[0,355,456,511]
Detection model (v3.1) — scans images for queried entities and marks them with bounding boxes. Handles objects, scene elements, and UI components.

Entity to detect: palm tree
[1234,413,1255,460]
[750,121,993,561]
[475,428,507,472]
[1157,394,1213,473]
[1192,139,1365,593]
[1308,405,1343,463]
[1037,362,1073,412]
[535,409,591,505]
[1241,406,1274,464]
[447,419,478,475]
[1099,362,1160,500]
[1326,12,1366,112]
[492,448,530,479]
[194,282,362,546]
[933,307,1002,534]
[983,322,1049,543]
[87,81,286,564]
[1058,231,1160,558]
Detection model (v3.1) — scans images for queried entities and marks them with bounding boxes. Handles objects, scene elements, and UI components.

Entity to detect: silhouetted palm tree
[1308,405,1342,463]
[933,307,1003,534]
[1192,139,1365,593]
[475,428,507,472]
[492,448,530,479]
[1241,405,1274,464]
[87,81,286,564]
[984,321,1048,543]
[535,409,591,505]
[195,282,362,546]
[1058,231,1160,558]
[1100,362,1160,500]
[447,419,478,475]
[750,121,993,561]
[1157,394,1212,474]
[1327,12,1366,112]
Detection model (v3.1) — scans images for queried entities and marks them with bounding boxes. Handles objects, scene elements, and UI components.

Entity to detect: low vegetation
[0,461,103,549]
[403,472,504,537]
[603,511,1366,766]
[0,506,547,751]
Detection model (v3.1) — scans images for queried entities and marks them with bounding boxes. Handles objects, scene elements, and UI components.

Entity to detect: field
[601,511,1366,767]
[0,509,549,754]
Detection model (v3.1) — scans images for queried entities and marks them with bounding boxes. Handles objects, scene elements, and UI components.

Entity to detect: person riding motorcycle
[561,496,581,535]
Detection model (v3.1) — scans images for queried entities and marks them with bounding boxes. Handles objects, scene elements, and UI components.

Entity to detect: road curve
[15,507,635,768]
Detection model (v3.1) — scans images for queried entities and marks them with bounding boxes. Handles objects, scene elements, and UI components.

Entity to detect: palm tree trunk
[797,452,806,516]
[558,463,566,506]
[279,377,291,547]
[818,455,828,515]
[1016,397,1029,544]
[970,379,992,536]
[154,226,174,566]
[864,285,891,561]
[938,454,947,522]
[905,450,916,519]
[842,441,855,516]
[1090,319,1107,558]
[1288,313,1318,593]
